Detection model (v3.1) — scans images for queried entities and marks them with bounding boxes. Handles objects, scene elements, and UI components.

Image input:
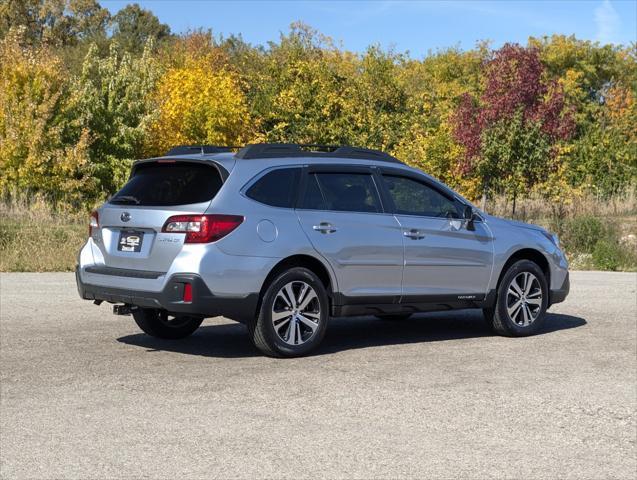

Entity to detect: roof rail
[235,143,402,163]
[164,145,238,156]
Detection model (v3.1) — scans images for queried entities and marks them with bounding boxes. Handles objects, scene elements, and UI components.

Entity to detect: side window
[382,175,460,218]
[311,172,381,213]
[301,174,327,210]
[246,168,300,208]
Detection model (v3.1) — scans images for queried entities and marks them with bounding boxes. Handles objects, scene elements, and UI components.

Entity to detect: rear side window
[111,162,222,206]
[301,174,327,210]
[301,172,382,213]
[246,168,301,208]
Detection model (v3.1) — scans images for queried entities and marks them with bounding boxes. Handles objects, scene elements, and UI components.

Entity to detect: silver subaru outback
[76,143,570,357]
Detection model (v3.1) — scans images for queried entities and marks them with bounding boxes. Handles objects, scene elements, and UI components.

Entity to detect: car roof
[138,150,472,206]
[143,151,403,174]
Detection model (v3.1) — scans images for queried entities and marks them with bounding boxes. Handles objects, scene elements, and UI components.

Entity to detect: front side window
[302,172,382,213]
[382,175,460,218]
[246,168,301,208]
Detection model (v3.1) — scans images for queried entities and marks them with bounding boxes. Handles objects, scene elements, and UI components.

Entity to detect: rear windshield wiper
[110,195,141,205]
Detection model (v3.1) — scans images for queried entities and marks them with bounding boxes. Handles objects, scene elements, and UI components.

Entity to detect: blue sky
[102,0,636,56]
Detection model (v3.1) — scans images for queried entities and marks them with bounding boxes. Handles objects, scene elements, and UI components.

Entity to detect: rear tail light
[89,211,99,237]
[162,214,244,243]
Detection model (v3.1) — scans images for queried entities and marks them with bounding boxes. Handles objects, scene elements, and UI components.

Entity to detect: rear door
[378,171,494,299]
[94,160,224,272]
[295,167,404,301]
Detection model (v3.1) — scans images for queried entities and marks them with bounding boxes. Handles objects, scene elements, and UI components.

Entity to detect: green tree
[569,85,637,195]
[110,3,171,54]
[73,41,160,195]
[238,23,410,149]
[250,22,353,144]
[0,0,110,46]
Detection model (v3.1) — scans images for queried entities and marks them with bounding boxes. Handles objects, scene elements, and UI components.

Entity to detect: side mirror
[463,205,475,231]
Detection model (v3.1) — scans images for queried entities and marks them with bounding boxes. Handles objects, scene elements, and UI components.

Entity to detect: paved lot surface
[1,271,635,479]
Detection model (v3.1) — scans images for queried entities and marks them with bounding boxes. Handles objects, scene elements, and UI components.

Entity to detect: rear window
[246,168,300,208]
[110,162,223,206]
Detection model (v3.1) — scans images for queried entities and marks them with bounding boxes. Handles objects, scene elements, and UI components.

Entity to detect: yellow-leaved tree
[146,54,254,155]
[0,28,96,204]
[393,46,488,201]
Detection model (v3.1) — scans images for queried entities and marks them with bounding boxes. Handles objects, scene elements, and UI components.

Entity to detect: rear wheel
[249,267,329,357]
[484,259,548,337]
[132,308,203,339]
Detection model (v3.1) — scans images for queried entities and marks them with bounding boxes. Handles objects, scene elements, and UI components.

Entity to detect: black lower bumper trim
[85,265,164,279]
[76,267,258,323]
[550,271,570,305]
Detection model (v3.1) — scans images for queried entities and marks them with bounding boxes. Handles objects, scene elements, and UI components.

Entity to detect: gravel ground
[0,271,635,479]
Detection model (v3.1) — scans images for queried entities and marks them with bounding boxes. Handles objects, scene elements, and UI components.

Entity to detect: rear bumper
[76,267,258,323]
[549,271,570,306]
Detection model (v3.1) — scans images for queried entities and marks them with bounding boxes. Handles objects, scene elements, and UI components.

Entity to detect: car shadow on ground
[117,310,587,359]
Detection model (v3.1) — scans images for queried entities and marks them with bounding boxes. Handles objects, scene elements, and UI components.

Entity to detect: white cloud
[595,0,621,44]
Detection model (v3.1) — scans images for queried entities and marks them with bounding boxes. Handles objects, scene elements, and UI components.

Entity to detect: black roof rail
[164,145,239,156]
[235,143,402,163]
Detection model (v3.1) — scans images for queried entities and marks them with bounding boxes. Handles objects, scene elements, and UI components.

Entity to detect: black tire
[484,259,549,337]
[249,267,329,358]
[375,313,412,321]
[132,308,203,339]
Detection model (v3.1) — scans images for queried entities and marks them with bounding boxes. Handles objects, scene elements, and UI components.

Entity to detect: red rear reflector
[157,159,176,163]
[183,283,193,302]
[89,211,99,237]
[162,214,244,243]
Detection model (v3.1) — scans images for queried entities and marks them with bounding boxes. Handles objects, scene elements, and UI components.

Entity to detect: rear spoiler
[163,145,240,155]
[130,157,231,181]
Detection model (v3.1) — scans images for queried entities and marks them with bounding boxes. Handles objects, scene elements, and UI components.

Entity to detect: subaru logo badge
[121,212,131,222]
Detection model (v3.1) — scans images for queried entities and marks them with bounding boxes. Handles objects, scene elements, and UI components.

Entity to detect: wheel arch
[256,254,336,310]
[497,248,551,292]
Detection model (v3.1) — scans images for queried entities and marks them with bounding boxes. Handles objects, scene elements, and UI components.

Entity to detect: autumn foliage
[0,3,635,209]
[146,56,253,155]
[452,44,577,204]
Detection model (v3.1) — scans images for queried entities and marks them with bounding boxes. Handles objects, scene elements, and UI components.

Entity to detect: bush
[592,239,622,271]
[560,215,606,254]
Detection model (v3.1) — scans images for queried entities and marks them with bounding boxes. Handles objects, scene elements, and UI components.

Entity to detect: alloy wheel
[506,272,543,327]
[271,281,321,346]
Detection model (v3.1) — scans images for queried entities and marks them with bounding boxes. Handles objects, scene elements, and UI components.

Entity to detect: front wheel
[484,259,549,337]
[132,308,203,339]
[249,267,329,357]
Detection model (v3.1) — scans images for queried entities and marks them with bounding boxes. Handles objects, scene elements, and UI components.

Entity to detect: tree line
[1,0,635,209]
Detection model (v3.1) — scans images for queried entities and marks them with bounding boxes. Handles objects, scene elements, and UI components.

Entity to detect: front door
[379,173,494,300]
[296,169,404,301]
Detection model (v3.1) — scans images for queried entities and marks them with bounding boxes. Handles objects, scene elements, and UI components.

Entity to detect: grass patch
[0,199,86,272]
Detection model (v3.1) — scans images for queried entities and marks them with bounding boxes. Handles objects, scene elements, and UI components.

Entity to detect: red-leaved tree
[453,44,574,210]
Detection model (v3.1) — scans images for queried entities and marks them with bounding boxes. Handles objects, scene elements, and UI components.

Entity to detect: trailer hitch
[113,304,138,316]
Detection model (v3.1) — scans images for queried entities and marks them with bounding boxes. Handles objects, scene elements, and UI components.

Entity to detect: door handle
[313,222,337,234]
[403,229,425,240]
